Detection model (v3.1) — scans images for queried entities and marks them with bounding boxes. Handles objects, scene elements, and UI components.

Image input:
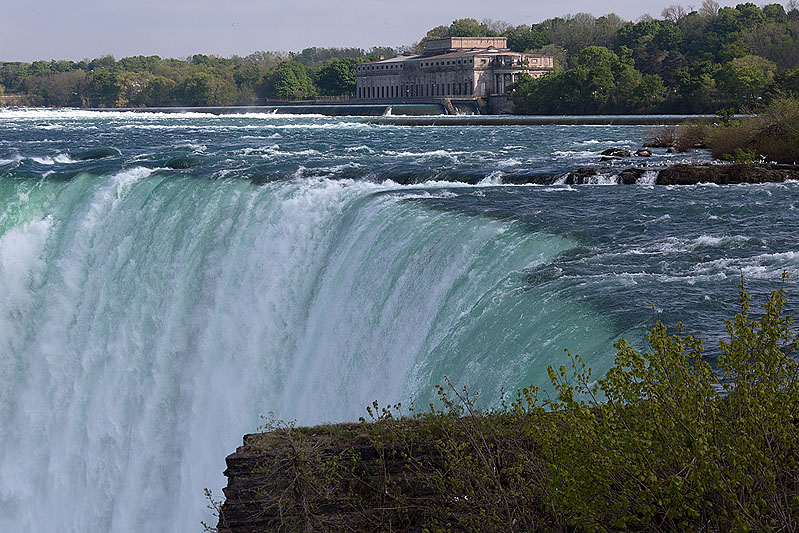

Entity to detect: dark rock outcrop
[601,148,631,157]
[635,149,652,157]
[564,167,599,184]
[618,167,645,184]
[656,163,799,185]
[218,427,442,533]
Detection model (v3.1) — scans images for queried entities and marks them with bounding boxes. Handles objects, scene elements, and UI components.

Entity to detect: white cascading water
[0,168,615,532]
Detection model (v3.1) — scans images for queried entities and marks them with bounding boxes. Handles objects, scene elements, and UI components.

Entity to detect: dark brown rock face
[564,167,599,184]
[618,167,645,184]
[217,429,441,533]
[656,164,799,185]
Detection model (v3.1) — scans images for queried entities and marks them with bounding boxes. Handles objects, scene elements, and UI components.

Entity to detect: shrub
[423,275,799,532]
[708,96,799,163]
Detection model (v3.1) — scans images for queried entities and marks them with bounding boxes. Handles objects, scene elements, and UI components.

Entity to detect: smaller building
[355,37,553,101]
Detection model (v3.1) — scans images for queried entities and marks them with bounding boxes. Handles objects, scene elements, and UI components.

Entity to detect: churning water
[0,109,796,531]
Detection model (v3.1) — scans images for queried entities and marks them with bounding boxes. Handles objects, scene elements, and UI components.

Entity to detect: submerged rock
[165,155,202,169]
[72,147,121,160]
[635,149,653,157]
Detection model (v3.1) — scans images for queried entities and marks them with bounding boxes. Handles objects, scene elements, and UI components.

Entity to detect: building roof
[362,49,551,66]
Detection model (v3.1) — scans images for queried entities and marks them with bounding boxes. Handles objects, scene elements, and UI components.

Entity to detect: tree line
[505,1,799,113]
[2,2,798,112]
[0,47,394,108]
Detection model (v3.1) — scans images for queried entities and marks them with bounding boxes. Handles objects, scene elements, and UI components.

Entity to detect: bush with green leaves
[417,275,799,532]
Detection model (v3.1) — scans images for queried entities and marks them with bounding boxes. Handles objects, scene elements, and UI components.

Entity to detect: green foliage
[498,276,796,531]
[268,60,315,100]
[504,25,549,52]
[512,46,665,114]
[707,95,799,163]
[717,54,778,101]
[142,76,176,107]
[315,57,364,96]
[448,18,489,37]
[182,71,237,106]
[89,71,120,107]
[722,147,759,162]
[780,66,799,94]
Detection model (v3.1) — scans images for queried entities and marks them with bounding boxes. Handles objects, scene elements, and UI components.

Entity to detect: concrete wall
[424,36,508,51]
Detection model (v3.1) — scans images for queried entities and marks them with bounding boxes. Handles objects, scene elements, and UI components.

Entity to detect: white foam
[478,171,504,185]
[636,170,658,185]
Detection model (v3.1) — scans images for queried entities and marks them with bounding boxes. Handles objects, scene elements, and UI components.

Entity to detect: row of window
[358,55,546,73]
[418,58,476,68]
[358,81,475,99]
[358,57,479,72]
[359,63,404,71]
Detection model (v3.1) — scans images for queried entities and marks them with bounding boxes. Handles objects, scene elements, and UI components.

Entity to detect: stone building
[355,37,553,101]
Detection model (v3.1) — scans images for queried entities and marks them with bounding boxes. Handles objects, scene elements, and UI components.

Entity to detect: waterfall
[0,169,615,532]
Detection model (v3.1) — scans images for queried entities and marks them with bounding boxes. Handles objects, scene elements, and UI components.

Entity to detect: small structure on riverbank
[355,37,553,102]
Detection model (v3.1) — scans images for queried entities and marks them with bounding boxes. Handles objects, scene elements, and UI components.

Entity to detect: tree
[504,25,550,52]
[315,58,363,96]
[481,18,512,36]
[662,4,688,23]
[512,46,659,114]
[142,76,176,106]
[735,2,766,29]
[88,55,116,71]
[449,18,487,37]
[745,22,799,72]
[789,0,799,21]
[182,71,237,106]
[779,67,799,94]
[762,3,789,23]
[676,60,719,110]
[717,54,777,101]
[269,61,315,99]
[25,71,90,107]
[699,0,720,18]
[89,70,119,106]
[114,72,151,107]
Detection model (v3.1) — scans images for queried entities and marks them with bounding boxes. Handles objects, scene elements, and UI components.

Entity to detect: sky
[0,1,791,62]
